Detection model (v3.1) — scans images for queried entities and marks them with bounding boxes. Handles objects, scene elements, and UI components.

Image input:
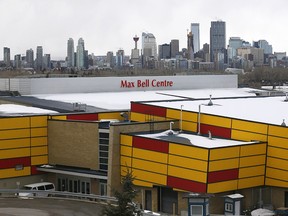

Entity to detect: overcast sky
[0,0,287,60]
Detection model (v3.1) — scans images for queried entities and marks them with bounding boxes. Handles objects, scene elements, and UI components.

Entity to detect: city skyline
[0,0,288,60]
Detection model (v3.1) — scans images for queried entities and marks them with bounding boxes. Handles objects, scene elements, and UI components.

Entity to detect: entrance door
[159,187,178,214]
[145,190,152,210]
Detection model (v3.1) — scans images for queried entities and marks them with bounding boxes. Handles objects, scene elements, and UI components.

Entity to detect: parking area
[0,197,104,216]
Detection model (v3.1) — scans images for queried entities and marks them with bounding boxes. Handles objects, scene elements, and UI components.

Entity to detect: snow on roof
[226,193,244,199]
[148,96,288,125]
[0,104,57,115]
[33,88,257,110]
[139,130,256,149]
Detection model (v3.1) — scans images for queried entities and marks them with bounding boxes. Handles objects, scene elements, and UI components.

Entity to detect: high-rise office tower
[36,46,43,71]
[187,31,194,60]
[191,23,200,53]
[210,20,226,62]
[254,40,273,54]
[3,47,11,67]
[67,38,75,67]
[43,54,51,70]
[14,54,21,69]
[170,39,179,58]
[76,38,85,69]
[158,44,171,60]
[142,32,157,58]
[116,49,124,68]
[26,49,34,68]
[106,51,114,68]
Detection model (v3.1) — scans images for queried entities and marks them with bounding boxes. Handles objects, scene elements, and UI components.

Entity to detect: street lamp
[180,105,183,132]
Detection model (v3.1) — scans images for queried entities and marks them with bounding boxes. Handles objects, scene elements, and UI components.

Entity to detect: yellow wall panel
[266,167,288,180]
[133,158,167,175]
[231,129,267,142]
[30,116,47,127]
[266,178,288,188]
[0,167,31,179]
[132,169,167,185]
[169,143,208,160]
[31,155,48,166]
[239,155,266,167]
[31,137,47,147]
[31,146,48,156]
[166,109,198,122]
[31,155,48,165]
[168,166,207,183]
[133,179,153,188]
[168,155,208,172]
[121,135,133,146]
[269,125,288,138]
[130,112,146,122]
[31,128,47,137]
[239,166,265,178]
[267,146,288,159]
[209,158,239,172]
[209,147,240,160]
[121,156,132,167]
[232,120,268,134]
[182,121,197,133]
[0,138,30,149]
[268,136,288,149]
[0,117,30,130]
[267,157,288,171]
[0,148,30,159]
[240,143,267,157]
[238,176,264,189]
[207,180,237,193]
[133,148,168,164]
[121,145,132,157]
[98,112,121,121]
[201,114,231,128]
[0,129,30,140]
[50,115,67,120]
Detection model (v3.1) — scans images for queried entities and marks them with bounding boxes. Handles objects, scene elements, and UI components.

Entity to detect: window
[100,180,107,196]
[225,203,233,212]
[99,130,109,172]
[190,205,203,216]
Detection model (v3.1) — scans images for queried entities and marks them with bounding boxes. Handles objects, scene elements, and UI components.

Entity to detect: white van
[19,182,55,197]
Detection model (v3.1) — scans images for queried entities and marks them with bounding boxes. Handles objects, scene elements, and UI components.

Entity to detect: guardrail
[0,189,117,203]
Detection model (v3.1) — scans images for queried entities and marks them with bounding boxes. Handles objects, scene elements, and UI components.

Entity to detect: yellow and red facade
[128,101,288,193]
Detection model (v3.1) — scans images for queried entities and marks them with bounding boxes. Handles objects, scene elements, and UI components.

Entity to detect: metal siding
[133,136,169,153]
[209,147,240,160]
[167,176,206,193]
[240,143,267,157]
[200,124,231,139]
[31,137,47,147]
[168,166,207,183]
[239,166,265,178]
[132,158,167,175]
[200,114,231,128]
[209,158,239,172]
[232,120,268,134]
[207,180,238,193]
[239,155,266,168]
[169,143,208,160]
[120,135,133,147]
[268,125,288,138]
[231,129,267,142]
[30,116,48,127]
[0,138,30,149]
[238,176,264,189]
[31,155,48,165]
[168,154,208,171]
[133,148,168,164]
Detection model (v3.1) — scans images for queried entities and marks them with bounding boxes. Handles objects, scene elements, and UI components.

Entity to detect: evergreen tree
[101,169,142,216]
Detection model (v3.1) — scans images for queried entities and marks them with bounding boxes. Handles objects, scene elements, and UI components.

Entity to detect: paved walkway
[0,197,104,216]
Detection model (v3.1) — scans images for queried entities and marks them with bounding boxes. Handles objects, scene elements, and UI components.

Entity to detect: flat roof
[139,130,257,149]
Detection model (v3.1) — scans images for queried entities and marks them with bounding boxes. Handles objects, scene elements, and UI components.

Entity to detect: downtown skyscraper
[36,46,43,71]
[76,38,85,69]
[67,38,75,68]
[191,23,200,53]
[210,20,226,63]
[3,47,10,67]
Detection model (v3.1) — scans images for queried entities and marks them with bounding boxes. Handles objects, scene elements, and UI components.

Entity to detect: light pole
[198,104,201,135]
[180,105,183,132]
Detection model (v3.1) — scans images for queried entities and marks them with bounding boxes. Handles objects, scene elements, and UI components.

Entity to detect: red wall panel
[200,124,231,139]
[0,157,31,169]
[167,176,206,193]
[67,113,98,121]
[31,166,44,175]
[131,102,166,117]
[207,168,239,183]
[133,136,169,153]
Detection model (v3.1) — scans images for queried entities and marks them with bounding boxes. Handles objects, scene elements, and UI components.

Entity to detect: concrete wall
[0,75,237,95]
[48,120,99,170]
